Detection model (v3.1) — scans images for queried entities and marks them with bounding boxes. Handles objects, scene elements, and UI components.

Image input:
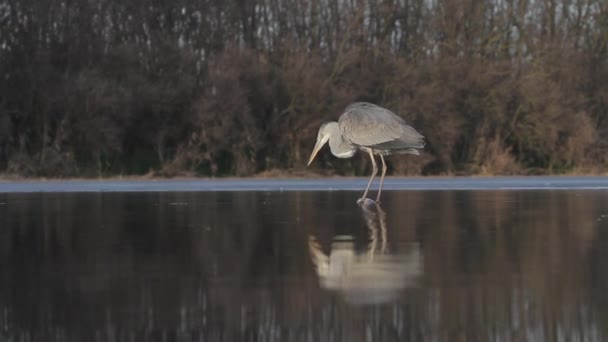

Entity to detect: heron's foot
[357,197,376,206]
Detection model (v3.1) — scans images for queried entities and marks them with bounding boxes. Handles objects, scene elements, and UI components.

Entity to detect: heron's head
[307,123,334,166]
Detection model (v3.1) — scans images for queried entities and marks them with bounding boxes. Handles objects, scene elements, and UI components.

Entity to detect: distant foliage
[0,0,607,177]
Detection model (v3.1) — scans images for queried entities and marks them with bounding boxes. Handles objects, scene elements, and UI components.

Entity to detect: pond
[1,178,608,341]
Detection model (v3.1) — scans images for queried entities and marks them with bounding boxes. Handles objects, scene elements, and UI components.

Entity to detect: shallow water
[2,183,608,341]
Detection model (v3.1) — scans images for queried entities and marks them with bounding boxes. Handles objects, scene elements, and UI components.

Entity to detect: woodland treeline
[0,0,607,177]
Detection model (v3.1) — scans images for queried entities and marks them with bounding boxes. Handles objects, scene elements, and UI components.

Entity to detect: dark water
[2,188,608,341]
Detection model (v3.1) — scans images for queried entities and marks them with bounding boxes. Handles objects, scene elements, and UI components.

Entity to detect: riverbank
[3,176,608,193]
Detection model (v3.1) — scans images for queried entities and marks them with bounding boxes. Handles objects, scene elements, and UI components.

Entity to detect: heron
[307,102,425,203]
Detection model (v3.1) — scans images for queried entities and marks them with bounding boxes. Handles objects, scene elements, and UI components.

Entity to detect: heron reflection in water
[307,102,425,203]
[308,200,422,305]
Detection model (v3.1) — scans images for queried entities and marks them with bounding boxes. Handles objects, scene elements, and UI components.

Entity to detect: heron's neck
[327,123,356,158]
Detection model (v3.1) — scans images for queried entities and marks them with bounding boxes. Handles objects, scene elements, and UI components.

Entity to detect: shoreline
[2,172,608,182]
[3,176,608,193]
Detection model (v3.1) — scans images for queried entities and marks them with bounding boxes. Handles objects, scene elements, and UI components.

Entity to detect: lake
[1,177,608,341]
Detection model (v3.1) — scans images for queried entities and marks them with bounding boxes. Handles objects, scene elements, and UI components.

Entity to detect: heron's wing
[338,103,424,149]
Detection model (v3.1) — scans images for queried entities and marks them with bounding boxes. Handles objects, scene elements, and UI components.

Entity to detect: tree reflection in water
[0,190,608,341]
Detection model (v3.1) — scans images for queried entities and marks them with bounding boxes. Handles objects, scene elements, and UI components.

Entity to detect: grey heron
[307,102,425,202]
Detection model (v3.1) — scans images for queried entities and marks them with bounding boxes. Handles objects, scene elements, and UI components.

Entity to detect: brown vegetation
[0,0,607,177]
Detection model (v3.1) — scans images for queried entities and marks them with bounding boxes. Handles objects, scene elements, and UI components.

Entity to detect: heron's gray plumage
[339,102,425,155]
[307,102,425,202]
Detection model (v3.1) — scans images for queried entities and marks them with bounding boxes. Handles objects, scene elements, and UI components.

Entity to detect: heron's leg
[376,155,388,202]
[377,204,388,253]
[360,148,377,201]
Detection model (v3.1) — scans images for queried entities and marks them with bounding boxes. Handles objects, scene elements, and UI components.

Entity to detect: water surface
[1,182,608,341]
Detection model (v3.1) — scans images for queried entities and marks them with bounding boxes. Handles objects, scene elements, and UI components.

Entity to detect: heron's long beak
[307,139,325,166]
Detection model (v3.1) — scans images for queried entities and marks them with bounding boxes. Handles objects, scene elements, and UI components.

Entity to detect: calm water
[2,180,608,341]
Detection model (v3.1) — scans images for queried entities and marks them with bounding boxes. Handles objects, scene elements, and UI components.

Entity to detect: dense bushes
[0,0,607,177]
